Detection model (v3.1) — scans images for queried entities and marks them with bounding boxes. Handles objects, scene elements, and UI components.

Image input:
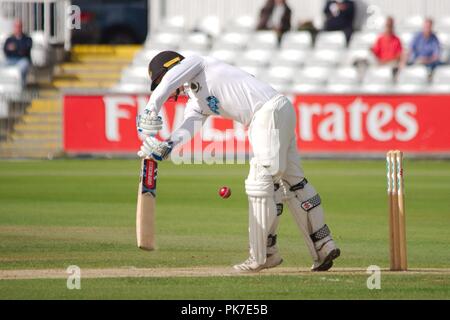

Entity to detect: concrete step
[1,141,60,148]
[14,122,60,130]
[58,63,129,73]
[27,100,61,113]
[54,72,121,81]
[22,114,61,124]
[70,45,142,61]
[72,44,141,57]
[38,89,60,98]
[0,148,63,159]
[14,124,61,134]
[71,55,134,64]
[1,140,60,149]
[10,132,61,141]
[52,79,117,89]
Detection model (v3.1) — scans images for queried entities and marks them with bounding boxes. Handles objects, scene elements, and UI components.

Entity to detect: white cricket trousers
[248,94,305,184]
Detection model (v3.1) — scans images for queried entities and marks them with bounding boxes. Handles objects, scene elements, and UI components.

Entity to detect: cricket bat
[136,157,158,250]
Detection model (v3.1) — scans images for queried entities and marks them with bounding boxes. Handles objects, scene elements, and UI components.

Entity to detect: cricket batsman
[137,51,341,272]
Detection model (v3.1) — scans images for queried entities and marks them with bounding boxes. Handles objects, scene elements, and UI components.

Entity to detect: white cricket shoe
[311,240,341,272]
[233,252,283,273]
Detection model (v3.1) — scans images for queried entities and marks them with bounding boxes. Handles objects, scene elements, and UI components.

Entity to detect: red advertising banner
[63,94,450,154]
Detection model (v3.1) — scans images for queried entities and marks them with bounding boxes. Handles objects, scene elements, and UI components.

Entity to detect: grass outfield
[0,159,449,299]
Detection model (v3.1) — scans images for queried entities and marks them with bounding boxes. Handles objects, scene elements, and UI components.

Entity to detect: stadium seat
[362,15,386,32]
[315,31,347,49]
[326,84,360,93]
[436,16,450,32]
[428,84,450,93]
[238,49,273,67]
[159,15,186,33]
[132,49,160,66]
[179,32,211,51]
[269,83,290,93]
[397,65,429,84]
[306,49,344,67]
[295,66,331,85]
[227,15,257,33]
[328,66,360,84]
[343,48,376,66]
[441,47,450,64]
[359,83,393,93]
[399,32,414,48]
[210,49,239,65]
[235,64,263,78]
[145,32,182,50]
[290,83,322,94]
[432,65,450,84]
[280,31,312,50]
[272,49,310,67]
[437,32,450,50]
[399,15,424,32]
[362,66,394,84]
[212,32,251,50]
[261,66,296,86]
[349,32,378,49]
[197,15,222,38]
[112,83,149,93]
[178,49,208,58]
[393,84,427,93]
[120,66,150,86]
[0,66,23,93]
[30,31,49,67]
[438,33,450,63]
[249,31,278,50]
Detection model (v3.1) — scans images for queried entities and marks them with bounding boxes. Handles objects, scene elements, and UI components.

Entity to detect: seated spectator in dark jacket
[3,20,32,86]
[371,17,403,66]
[257,0,292,44]
[323,0,355,42]
[407,18,442,72]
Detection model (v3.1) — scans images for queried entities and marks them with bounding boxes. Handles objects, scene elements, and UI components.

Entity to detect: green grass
[0,159,449,299]
[2,274,449,300]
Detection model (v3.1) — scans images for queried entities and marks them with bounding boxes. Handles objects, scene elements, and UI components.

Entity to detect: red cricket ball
[219,186,231,199]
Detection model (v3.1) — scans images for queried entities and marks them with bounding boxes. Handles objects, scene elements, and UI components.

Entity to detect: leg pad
[301,194,321,212]
[310,224,331,243]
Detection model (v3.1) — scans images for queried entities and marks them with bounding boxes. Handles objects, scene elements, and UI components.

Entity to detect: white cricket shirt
[145,55,278,144]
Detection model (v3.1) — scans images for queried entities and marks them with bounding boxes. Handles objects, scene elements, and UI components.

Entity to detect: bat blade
[136,158,158,251]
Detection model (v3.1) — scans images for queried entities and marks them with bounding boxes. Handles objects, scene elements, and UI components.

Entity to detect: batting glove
[138,136,173,161]
[137,108,163,137]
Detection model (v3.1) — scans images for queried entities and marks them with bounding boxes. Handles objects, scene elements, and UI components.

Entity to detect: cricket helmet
[148,50,185,91]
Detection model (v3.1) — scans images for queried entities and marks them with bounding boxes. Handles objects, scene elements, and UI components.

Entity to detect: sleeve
[170,99,208,146]
[145,55,205,114]
[3,38,13,56]
[431,36,441,58]
[371,37,381,58]
[409,34,420,61]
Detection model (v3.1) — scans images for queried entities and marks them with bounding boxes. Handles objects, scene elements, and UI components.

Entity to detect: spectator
[371,17,403,67]
[323,0,355,43]
[256,0,292,45]
[3,19,32,86]
[407,18,442,72]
